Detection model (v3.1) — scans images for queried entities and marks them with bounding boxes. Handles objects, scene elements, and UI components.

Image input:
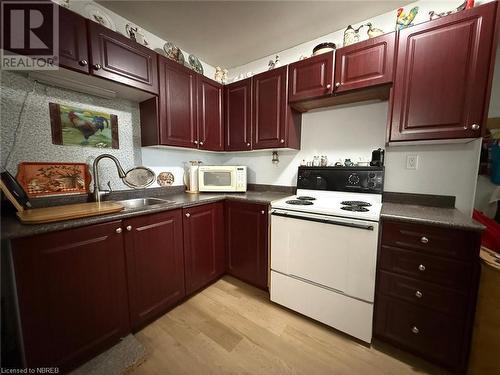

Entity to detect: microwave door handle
[271,211,374,231]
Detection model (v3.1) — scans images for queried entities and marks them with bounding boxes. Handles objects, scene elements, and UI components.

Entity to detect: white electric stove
[270,166,384,343]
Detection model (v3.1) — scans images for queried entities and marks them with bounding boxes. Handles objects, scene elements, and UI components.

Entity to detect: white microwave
[198,166,247,192]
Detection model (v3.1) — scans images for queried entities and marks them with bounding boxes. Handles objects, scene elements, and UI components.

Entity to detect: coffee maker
[370,148,385,167]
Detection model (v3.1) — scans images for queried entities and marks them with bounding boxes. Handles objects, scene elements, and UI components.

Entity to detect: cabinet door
[389,3,496,142]
[335,33,395,93]
[183,203,225,294]
[252,66,288,149]
[12,221,129,372]
[58,7,89,73]
[198,76,224,151]
[124,210,185,330]
[88,21,158,94]
[288,51,334,102]
[226,201,269,289]
[225,78,252,151]
[158,56,198,148]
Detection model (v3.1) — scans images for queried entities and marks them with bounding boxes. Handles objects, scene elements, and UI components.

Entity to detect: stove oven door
[270,210,379,302]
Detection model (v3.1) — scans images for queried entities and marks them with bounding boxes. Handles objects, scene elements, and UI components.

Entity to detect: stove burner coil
[286,200,314,205]
[296,196,316,201]
[340,201,372,207]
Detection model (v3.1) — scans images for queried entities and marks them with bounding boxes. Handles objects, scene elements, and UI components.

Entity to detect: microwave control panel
[236,167,247,191]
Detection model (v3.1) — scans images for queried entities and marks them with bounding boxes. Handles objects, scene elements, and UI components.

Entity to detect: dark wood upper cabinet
[158,55,198,148]
[198,76,224,151]
[11,221,129,372]
[87,21,158,95]
[389,2,497,142]
[225,201,269,289]
[335,33,395,93]
[58,7,89,74]
[225,78,253,151]
[183,203,225,295]
[252,66,301,149]
[124,210,185,330]
[288,51,334,102]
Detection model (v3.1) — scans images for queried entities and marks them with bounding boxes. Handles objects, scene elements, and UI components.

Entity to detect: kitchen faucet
[92,154,126,203]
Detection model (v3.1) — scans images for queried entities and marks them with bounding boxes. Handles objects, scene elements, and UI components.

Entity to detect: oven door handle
[271,211,374,231]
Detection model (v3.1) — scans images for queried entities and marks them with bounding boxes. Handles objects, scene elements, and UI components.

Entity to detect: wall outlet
[406,155,418,170]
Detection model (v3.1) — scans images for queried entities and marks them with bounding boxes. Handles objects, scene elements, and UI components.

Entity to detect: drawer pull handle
[411,326,419,334]
[418,264,426,272]
[115,228,122,234]
[415,290,423,298]
[420,236,429,244]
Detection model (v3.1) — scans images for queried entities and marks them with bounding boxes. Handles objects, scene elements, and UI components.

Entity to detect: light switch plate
[406,155,418,170]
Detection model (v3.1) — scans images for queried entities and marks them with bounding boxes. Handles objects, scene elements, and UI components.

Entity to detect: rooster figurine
[68,111,108,144]
[396,6,419,30]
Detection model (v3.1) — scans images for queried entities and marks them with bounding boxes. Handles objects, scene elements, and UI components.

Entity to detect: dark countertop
[1,190,289,241]
[381,202,484,232]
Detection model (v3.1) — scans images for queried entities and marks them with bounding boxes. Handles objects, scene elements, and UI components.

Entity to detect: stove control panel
[297,166,384,193]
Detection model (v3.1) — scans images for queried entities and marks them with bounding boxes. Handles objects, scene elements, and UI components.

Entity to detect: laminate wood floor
[132,276,448,375]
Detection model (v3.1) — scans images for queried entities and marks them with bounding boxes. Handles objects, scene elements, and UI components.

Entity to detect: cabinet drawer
[381,220,478,261]
[374,294,465,370]
[378,271,468,318]
[379,245,471,290]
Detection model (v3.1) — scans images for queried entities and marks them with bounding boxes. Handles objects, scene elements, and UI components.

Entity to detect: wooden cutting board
[17,201,124,224]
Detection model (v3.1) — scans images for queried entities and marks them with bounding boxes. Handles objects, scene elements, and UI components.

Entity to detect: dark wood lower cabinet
[124,210,185,330]
[374,219,481,373]
[11,221,129,372]
[183,203,225,294]
[225,201,269,289]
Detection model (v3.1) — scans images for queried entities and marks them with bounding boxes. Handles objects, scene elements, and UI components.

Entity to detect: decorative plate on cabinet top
[163,42,185,65]
[85,4,116,31]
[188,54,204,74]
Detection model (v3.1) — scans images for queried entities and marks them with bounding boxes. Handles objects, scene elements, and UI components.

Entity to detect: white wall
[385,140,482,215]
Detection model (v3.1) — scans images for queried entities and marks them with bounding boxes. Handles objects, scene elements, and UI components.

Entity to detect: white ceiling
[97,1,411,68]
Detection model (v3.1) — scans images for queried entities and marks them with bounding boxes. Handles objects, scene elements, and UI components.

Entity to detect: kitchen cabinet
[11,221,129,372]
[183,203,225,294]
[198,76,224,151]
[124,210,185,330]
[388,2,497,142]
[158,55,198,148]
[374,219,481,373]
[334,33,395,93]
[58,7,89,74]
[288,51,334,102]
[252,66,301,149]
[225,78,253,151]
[225,201,269,289]
[88,21,158,95]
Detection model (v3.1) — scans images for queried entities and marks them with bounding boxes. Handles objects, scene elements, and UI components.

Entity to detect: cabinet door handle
[411,326,419,334]
[420,236,429,244]
[126,225,132,231]
[335,82,341,88]
[280,139,285,144]
[92,63,102,70]
[193,140,198,145]
[115,228,122,234]
[199,141,204,146]
[185,212,191,218]
[78,60,88,67]
[326,84,331,90]
[415,290,423,298]
[471,124,480,131]
[261,210,265,214]
[247,142,251,147]
[418,264,426,272]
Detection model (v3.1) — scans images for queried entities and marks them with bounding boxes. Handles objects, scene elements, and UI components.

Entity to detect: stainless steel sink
[116,197,176,210]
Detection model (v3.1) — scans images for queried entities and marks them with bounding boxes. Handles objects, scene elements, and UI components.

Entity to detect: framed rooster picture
[49,103,119,149]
